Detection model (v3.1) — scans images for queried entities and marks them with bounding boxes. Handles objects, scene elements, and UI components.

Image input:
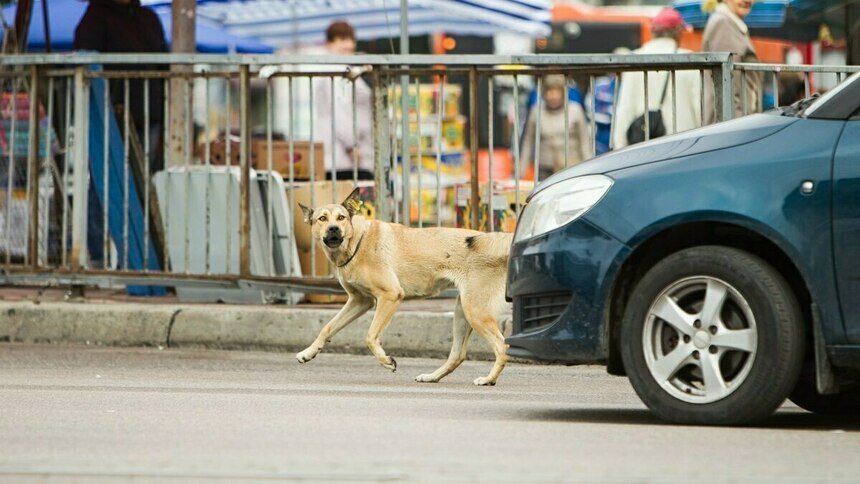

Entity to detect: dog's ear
[341,187,362,217]
[298,203,314,225]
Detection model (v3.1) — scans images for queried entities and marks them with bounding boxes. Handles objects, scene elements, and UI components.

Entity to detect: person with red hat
[612,8,702,149]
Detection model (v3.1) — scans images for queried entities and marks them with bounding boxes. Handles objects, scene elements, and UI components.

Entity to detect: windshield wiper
[780,95,820,117]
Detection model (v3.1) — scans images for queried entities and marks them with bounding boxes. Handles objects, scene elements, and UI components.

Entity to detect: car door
[833,113,860,343]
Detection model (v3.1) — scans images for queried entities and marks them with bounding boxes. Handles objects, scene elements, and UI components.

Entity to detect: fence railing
[0,53,850,301]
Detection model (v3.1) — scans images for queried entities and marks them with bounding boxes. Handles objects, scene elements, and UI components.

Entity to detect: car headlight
[513,174,614,243]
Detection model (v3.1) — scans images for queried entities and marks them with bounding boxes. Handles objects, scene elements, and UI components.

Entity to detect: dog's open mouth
[323,236,344,249]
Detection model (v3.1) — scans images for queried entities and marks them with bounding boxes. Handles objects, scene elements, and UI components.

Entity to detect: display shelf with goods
[0,93,58,262]
[455,180,534,233]
[390,82,469,227]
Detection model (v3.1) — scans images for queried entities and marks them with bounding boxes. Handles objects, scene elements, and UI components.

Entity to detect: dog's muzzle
[323,225,344,248]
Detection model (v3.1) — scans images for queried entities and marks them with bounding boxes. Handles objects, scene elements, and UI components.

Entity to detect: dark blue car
[506,72,860,425]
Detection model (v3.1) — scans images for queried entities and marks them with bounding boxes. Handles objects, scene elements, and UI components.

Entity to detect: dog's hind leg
[467,314,508,386]
[415,297,472,383]
[461,280,509,386]
[366,289,403,371]
[296,293,373,364]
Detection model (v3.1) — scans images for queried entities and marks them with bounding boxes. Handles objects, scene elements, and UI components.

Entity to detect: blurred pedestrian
[850,19,860,66]
[702,0,761,123]
[74,0,168,268]
[314,21,374,181]
[613,8,701,149]
[592,73,616,155]
[777,72,806,107]
[520,74,590,180]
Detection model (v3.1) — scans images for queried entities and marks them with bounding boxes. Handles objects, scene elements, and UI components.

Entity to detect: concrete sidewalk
[0,289,509,360]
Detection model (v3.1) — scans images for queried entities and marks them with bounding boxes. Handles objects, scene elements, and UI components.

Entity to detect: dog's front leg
[366,290,403,371]
[296,294,373,364]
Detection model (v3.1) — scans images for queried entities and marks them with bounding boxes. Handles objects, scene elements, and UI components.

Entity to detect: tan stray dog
[296,188,513,385]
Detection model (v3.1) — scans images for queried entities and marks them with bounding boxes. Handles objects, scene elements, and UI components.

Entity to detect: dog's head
[299,187,362,250]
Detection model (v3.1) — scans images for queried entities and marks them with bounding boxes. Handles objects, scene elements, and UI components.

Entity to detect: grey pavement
[2,344,860,483]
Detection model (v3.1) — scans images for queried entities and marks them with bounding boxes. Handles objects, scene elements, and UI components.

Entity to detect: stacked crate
[391,83,466,226]
[0,93,54,260]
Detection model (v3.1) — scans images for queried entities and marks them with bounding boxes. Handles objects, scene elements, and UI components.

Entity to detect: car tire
[620,246,805,425]
[789,369,860,415]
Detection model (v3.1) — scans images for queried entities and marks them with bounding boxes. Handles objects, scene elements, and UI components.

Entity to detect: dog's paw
[296,349,316,364]
[382,356,397,372]
[414,373,439,383]
[473,376,497,386]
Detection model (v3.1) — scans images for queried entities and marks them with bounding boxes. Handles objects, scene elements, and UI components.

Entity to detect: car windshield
[802,71,860,117]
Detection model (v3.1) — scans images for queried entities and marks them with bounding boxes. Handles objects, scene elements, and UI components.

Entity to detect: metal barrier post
[400,74,411,227]
[469,67,479,230]
[70,66,90,269]
[715,55,734,122]
[26,66,40,268]
[372,68,392,222]
[238,64,251,277]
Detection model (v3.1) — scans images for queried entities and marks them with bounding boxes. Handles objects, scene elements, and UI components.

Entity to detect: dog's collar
[336,233,365,268]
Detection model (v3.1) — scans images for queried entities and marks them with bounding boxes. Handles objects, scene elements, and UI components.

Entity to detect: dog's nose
[326,225,340,235]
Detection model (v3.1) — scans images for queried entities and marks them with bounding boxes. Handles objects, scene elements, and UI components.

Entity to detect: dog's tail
[464,232,514,264]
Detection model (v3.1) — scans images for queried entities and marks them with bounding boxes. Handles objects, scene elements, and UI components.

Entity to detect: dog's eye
[337,215,346,221]
[318,216,328,223]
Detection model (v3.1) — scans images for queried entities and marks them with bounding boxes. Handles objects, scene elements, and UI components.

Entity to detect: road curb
[0,301,179,347]
[0,302,500,360]
[169,306,498,359]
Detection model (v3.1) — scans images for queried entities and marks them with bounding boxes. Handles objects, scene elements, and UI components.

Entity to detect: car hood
[533,113,798,197]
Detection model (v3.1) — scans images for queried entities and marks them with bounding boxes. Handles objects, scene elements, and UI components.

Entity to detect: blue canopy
[140,0,552,47]
[1,0,274,53]
[673,0,790,29]
[673,0,857,29]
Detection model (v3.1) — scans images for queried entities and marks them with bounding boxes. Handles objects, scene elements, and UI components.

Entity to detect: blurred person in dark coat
[74,0,168,172]
[74,0,168,267]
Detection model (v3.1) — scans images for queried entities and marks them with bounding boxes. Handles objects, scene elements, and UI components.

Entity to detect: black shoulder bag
[626,70,673,145]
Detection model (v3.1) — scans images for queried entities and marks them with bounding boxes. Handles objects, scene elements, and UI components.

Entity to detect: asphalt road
[1,344,859,483]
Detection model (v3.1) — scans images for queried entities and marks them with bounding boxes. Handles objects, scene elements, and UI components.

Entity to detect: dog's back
[463,232,514,268]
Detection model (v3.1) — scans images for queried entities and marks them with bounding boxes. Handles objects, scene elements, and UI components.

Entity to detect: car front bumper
[506,217,629,364]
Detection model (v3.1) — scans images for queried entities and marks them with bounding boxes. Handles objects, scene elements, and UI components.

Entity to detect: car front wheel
[620,246,805,425]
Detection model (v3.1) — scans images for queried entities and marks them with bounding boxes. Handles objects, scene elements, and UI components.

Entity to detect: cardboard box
[298,245,333,277]
[306,292,349,304]
[297,246,348,303]
[251,140,325,180]
[407,186,457,226]
[207,138,241,166]
[394,116,466,154]
[418,151,466,177]
[203,139,325,181]
[390,83,462,120]
[455,180,534,232]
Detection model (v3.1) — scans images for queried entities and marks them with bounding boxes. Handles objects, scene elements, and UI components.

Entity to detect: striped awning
[1,0,274,53]
[141,0,552,47]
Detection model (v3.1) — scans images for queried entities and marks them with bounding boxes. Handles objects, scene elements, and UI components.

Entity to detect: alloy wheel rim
[642,276,758,404]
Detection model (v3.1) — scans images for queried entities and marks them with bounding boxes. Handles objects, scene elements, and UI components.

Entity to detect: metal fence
[0,52,852,300]
[734,62,860,116]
